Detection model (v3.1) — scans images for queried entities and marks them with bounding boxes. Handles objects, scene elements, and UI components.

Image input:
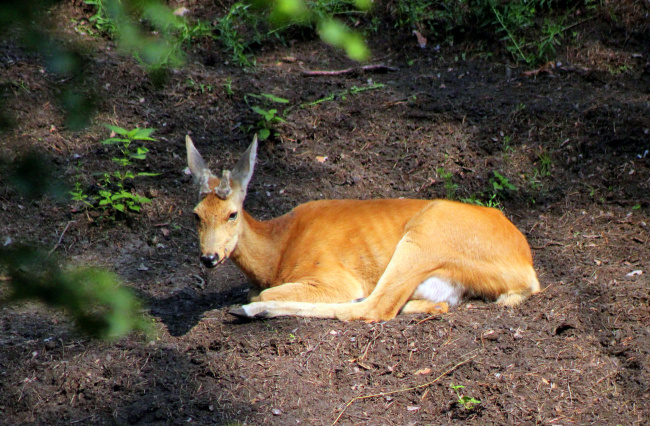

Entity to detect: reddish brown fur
[187,135,539,321]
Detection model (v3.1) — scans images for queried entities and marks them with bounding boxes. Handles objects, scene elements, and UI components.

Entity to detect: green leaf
[112,158,131,166]
[318,19,369,62]
[114,204,125,212]
[261,93,289,103]
[131,127,157,141]
[129,204,141,212]
[137,172,161,177]
[355,0,372,10]
[101,137,129,145]
[130,154,147,160]
[251,106,269,117]
[258,128,270,141]
[104,124,129,135]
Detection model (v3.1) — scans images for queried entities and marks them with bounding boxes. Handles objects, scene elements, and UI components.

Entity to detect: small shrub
[450,383,481,410]
[70,125,158,220]
[246,93,290,141]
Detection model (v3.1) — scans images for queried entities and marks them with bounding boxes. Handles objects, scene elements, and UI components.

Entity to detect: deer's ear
[231,134,258,193]
[186,135,212,194]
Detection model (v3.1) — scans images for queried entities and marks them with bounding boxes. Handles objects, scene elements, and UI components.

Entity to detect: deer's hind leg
[332,229,452,322]
[400,300,449,315]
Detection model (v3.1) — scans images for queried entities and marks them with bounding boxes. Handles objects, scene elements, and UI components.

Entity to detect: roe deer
[186,135,539,322]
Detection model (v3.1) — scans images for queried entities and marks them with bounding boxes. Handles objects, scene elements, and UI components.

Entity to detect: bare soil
[1,1,649,424]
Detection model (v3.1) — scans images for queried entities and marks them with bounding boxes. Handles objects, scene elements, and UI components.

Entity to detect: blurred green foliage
[8,152,67,200]
[1,245,152,340]
[1,153,153,341]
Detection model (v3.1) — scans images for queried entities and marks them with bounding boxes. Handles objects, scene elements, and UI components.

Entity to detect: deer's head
[186,135,257,268]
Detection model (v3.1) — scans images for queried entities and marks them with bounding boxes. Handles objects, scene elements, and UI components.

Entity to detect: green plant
[214,2,264,67]
[450,383,481,410]
[437,167,458,200]
[502,134,514,154]
[491,171,518,194]
[70,125,158,219]
[462,193,502,209]
[537,152,552,177]
[98,125,158,215]
[84,0,116,35]
[186,78,213,94]
[97,171,154,214]
[70,181,93,207]
[102,125,156,164]
[246,93,290,141]
[483,0,580,65]
[224,77,234,97]
[300,82,385,108]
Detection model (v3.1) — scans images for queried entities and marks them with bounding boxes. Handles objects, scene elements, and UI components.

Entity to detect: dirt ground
[1,1,649,424]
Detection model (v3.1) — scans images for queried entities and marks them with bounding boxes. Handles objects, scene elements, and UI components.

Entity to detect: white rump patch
[412,277,463,306]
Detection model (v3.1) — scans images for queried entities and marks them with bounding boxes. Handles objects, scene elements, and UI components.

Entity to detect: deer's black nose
[200,254,218,268]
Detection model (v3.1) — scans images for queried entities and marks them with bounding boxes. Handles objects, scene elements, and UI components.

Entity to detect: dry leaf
[316,156,328,163]
[414,368,431,375]
[173,7,189,16]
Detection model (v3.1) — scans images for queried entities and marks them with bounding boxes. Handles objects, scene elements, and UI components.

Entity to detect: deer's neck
[230,210,290,289]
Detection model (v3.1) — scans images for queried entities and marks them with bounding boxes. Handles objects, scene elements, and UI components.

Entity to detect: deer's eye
[193,212,201,222]
[228,211,238,221]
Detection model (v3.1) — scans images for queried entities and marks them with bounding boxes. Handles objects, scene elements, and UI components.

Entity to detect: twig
[531,241,563,250]
[47,221,75,257]
[302,64,398,77]
[331,351,480,425]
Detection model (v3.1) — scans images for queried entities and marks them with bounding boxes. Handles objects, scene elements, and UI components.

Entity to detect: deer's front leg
[257,281,363,303]
[230,280,365,319]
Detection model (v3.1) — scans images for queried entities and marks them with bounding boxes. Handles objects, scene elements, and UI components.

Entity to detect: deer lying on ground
[186,135,539,322]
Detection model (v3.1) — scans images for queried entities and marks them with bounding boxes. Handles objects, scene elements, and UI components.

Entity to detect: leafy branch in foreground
[1,245,152,340]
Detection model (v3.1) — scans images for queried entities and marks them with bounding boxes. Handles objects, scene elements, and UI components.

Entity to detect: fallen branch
[331,350,480,425]
[47,220,76,257]
[530,241,563,250]
[303,64,398,77]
